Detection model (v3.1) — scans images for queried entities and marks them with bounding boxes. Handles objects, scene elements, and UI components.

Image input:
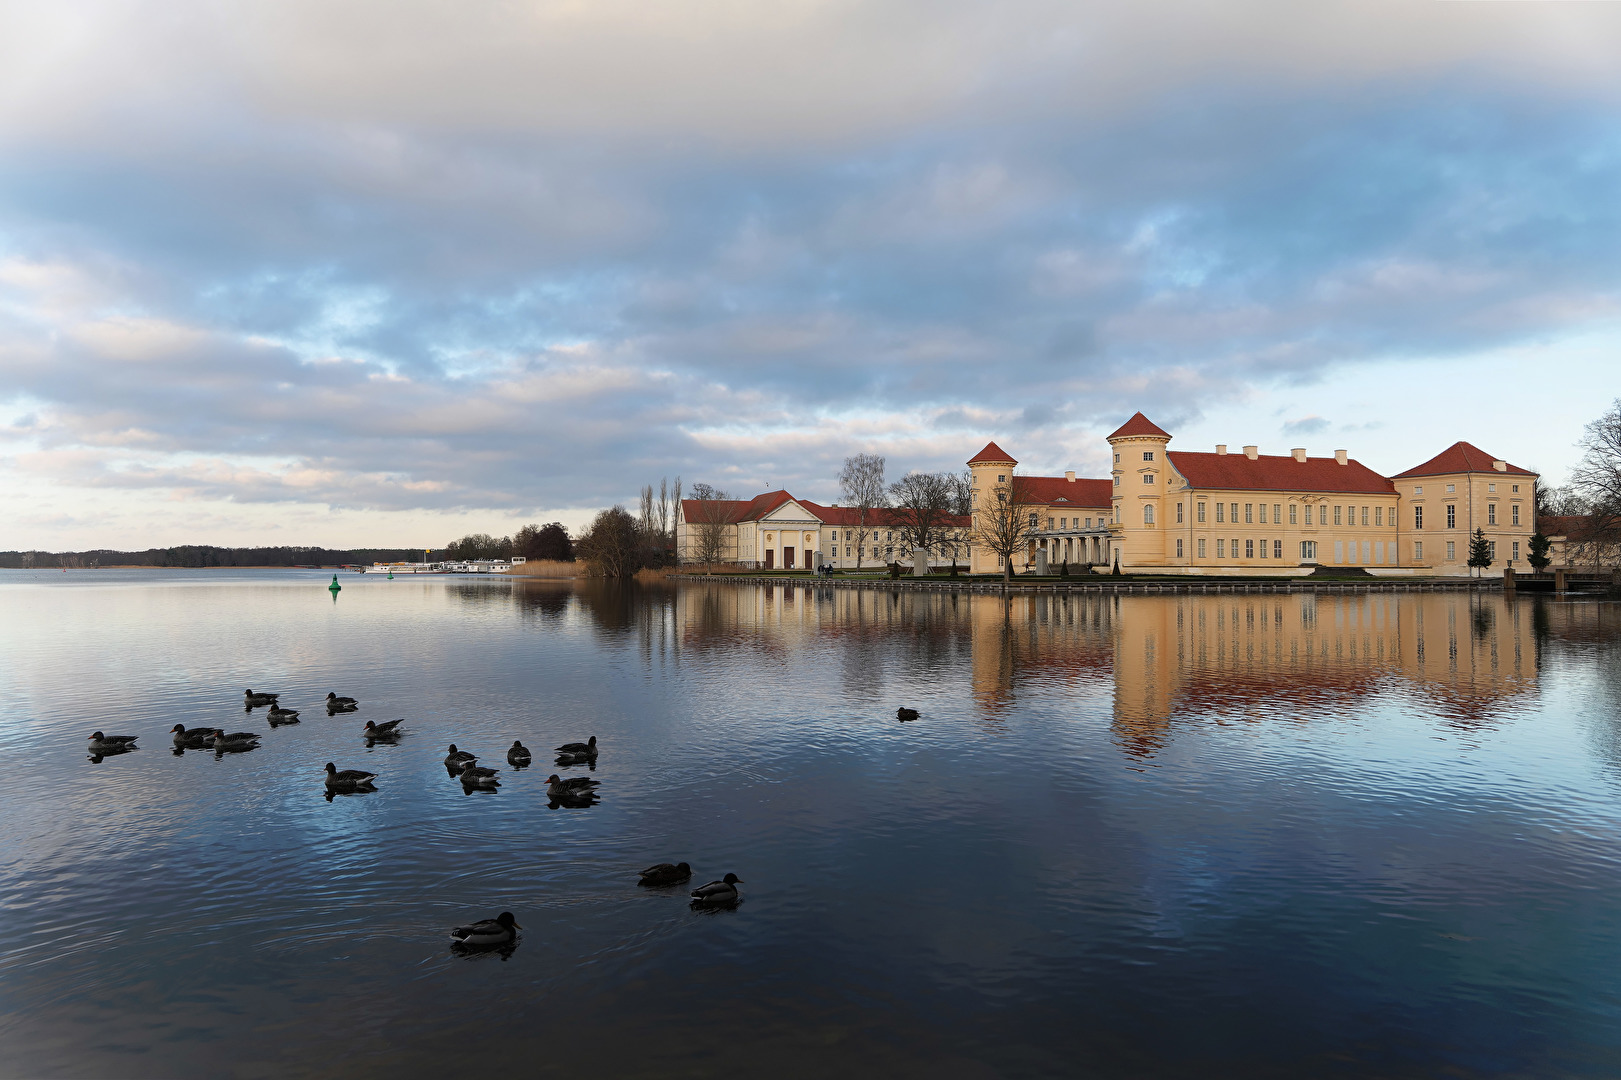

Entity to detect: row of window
[1410,503,1520,529]
[1043,516,1099,530]
[1187,501,1394,526]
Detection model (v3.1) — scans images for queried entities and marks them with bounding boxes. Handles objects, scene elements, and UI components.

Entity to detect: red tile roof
[681,494,969,529]
[967,441,1017,465]
[1393,441,1536,478]
[1018,475,1114,508]
[1107,412,1171,440]
[1168,451,1396,494]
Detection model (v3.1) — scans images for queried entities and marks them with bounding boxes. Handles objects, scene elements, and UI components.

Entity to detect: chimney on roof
[1292,448,1307,462]
[1334,449,1348,466]
[1493,460,1507,472]
[1065,471,1075,482]
[1243,445,1258,460]
[1216,444,1227,456]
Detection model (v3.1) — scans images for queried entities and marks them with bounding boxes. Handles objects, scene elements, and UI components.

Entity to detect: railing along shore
[671,573,1499,594]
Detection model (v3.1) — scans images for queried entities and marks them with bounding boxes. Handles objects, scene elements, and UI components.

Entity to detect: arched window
[1143,505,1155,525]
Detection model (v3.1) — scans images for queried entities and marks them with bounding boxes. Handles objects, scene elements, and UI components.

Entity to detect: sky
[1,0,1619,551]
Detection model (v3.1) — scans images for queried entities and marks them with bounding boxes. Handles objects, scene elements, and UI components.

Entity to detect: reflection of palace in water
[672,583,1557,758]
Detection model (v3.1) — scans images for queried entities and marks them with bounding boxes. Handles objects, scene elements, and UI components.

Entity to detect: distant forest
[0,546,440,569]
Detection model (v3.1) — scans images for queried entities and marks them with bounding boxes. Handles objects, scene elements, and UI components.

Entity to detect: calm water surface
[2,570,1620,1078]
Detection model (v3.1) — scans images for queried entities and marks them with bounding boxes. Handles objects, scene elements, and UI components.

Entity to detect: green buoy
[329,574,342,594]
[387,569,393,579]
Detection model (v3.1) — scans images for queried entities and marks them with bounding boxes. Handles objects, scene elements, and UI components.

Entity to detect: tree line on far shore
[440,523,574,563]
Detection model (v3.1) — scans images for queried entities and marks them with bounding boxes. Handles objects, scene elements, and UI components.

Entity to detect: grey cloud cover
[1,1,1619,545]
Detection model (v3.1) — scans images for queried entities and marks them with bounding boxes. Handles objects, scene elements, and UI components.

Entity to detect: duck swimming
[210,730,261,751]
[637,862,692,887]
[458,761,501,788]
[690,873,743,905]
[896,707,919,722]
[362,719,404,738]
[170,724,213,748]
[267,706,301,726]
[449,911,520,947]
[324,762,377,790]
[243,690,279,706]
[88,732,139,754]
[445,745,477,769]
[544,773,599,800]
[507,740,532,767]
[555,735,597,758]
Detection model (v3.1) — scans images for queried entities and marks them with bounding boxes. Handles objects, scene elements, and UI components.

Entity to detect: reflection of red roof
[1107,412,1171,440]
[1168,451,1395,494]
[1019,475,1114,508]
[1394,441,1536,478]
[968,441,1017,465]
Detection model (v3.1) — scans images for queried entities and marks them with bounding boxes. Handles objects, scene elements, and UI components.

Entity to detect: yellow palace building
[968,412,1538,577]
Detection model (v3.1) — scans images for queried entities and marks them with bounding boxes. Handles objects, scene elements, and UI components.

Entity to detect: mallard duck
[88,731,138,753]
[326,692,359,707]
[362,719,404,738]
[690,873,743,904]
[459,761,501,787]
[896,707,919,722]
[210,730,260,751]
[555,735,597,757]
[507,740,532,766]
[449,911,520,946]
[244,689,279,706]
[544,773,599,799]
[267,706,301,725]
[170,724,213,748]
[324,762,377,790]
[638,862,692,887]
[445,745,477,769]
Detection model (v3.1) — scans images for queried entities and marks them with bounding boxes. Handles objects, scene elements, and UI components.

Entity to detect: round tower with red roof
[1107,412,1174,570]
[966,441,1018,574]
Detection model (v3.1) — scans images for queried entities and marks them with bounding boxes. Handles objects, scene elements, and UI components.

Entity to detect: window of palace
[1446,541,1456,561]
[1198,538,1206,558]
[1301,540,1317,561]
[1334,505,1342,526]
[997,475,1005,482]
[1446,484,1456,493]
[1143,473,1154,484]
[1488,504,1497,525]
[1289,504,1297,525]
[1217,539,1226,558]
[1245,503,1253,523]
[1513,540,1520,561]
[1273,540,1282,559]
[1176,538,1183,557]
[1512,484,1520,493]
[1319,505,1328,525]
[1113,476,1119,486]
[1415,506,1423,528]
[1446,505,1456,529]
[1144,506,1155,524]
[1488,483,1496,492]
[1414,541,1423,560]
[1176,502,1184,524]
[1216,503,1225,523]
[1246,539,1255,558]
[1360,507,1368,525]
[1414,486,1423,494]
[1230,502,1239,522]
[1374,507,1382,526]
[1143,451,1154,460]
[1198,502,1206,522]
[1488,540,1496,561]
[1113,454,1119,463]
[1512,504,1520,526]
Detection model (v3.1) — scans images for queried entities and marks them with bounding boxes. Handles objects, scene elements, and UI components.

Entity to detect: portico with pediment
[754,497,824,571]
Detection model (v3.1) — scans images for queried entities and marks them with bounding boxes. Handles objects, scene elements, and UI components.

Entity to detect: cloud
[2,1,1620,547]
[1282,415,1331,438]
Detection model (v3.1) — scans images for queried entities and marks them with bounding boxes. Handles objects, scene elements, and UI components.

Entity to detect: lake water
[2,569,1620,1078]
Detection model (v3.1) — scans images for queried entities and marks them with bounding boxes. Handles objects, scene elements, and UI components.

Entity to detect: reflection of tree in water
[513,581,571,622]
[1537,599,1621,777]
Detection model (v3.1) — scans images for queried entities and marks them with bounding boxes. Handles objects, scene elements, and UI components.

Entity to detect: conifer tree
[1527,532,1552,572]
[1467,527,1493,576]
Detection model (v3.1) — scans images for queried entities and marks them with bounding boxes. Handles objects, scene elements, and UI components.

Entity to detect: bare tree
[657,478,671,551]
[888,471,955,575]
[689,485,734,573]
[1573,398,1621,551]
[1537,483,1589,520]
[576,506,642,577]
[839,453,887,570]
[950,470,973,517]
[971,473,1040,584]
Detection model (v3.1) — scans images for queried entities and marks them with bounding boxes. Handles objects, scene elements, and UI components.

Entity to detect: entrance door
[784,546,795,569]
[764,549,774,569]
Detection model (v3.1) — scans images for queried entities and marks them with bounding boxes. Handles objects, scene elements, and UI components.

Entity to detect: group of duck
[86,687,748,944]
